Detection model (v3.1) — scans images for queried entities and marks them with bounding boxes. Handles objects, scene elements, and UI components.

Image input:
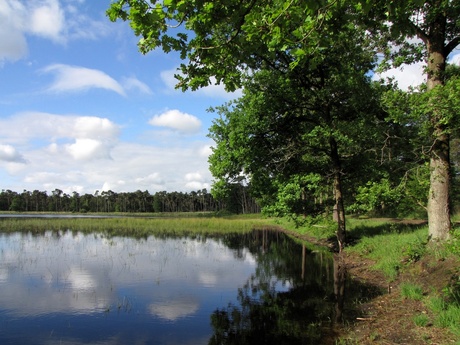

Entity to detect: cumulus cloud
[184,171,210,190]
[135,173,164,187]
[0,112,120,163]
[0,112,120,142]
[65,138,111,161]
[0,0,111,64]
[199,145,212,158]
[42,64,126,95]
[148,109,201,134]
[0,144,26,163]
[450,53,460,66]
[29,0,65,42]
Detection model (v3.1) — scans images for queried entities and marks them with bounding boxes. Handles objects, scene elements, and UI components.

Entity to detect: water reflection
[0,229,351,344]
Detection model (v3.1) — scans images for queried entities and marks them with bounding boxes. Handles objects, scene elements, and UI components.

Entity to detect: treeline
[0,185,260,214]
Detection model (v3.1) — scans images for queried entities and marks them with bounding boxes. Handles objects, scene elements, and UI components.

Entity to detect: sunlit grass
[0,215,273,237]
[346,225,428,281]
[428,296,460,336]
[400,282,424,301]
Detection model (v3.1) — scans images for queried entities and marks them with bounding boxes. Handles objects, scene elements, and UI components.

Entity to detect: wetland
[0,215,372,345]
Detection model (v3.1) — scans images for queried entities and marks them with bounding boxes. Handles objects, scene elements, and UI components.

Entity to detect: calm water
[0,230,346,344]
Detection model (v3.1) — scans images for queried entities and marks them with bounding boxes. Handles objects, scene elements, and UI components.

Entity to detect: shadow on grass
[346,218,428,244]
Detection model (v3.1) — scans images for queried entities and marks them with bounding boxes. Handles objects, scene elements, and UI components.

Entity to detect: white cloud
[0,0,28,63]
[199,145,212,158]
[373,61,426,91]
[184,171,209,190]
[65,138,111,161]
[185,172,203,181]
[160,68,242,100]
[29,0,65,42]
[135,173,164,186]
[0,112,120,143]
[148,109,202,134]
[0,0,112,64]
[0,112,213,193]
[0,144,26,163]
[450,52,460,66]
[42,64,126,95]
[122,77,153,95]
[0,112,120,163]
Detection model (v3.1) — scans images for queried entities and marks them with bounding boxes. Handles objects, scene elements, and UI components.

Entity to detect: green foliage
[262,174,325,226]
[402,238,426,263]
[108,0,460,241]
[446,228,460,257]
[348,164,429,218]
[348,178,403,215]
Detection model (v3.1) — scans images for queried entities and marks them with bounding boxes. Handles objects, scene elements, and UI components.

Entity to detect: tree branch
[445,36,460,57]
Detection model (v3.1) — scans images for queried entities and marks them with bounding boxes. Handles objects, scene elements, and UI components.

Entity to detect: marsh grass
[0,215,271,237]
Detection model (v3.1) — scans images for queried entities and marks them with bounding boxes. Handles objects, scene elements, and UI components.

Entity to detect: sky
[0,0,459,196]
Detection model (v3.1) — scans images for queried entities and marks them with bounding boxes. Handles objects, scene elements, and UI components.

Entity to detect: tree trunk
[425,14,451,241]
[330,137,346,251]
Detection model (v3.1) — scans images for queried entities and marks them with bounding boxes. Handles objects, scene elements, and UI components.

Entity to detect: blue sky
[0,0,459,196]
[0,0,241,195]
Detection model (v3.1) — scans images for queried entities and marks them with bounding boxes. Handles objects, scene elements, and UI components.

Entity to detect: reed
[0,215,271,237]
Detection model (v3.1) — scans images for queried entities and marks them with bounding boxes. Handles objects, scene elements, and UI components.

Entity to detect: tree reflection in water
[209,230,346,345]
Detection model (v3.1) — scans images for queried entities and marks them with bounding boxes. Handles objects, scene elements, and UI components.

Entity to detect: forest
[0,186,260,214]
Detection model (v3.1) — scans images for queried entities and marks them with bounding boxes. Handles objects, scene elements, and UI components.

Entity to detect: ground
[339,251,459,345]
[277,224,460,345]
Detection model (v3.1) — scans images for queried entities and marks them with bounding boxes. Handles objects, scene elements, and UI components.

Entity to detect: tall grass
[0,215,272,237]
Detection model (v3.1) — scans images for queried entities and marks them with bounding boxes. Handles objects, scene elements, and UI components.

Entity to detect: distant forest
[0,185,260,214]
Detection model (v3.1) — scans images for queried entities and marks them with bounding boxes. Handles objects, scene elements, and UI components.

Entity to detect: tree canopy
[107,0,460,243]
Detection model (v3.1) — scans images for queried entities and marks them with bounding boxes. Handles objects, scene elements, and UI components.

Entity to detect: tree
[106,1,388,250]
[208,27,387,250]
[366,1,460,240]
[108,0,459,241]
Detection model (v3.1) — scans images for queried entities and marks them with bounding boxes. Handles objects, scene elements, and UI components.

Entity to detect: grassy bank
[273,216,460,344]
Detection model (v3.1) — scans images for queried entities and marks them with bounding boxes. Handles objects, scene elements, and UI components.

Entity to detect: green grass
[400,282,424,301]
[413,313,429,327]
[346,226,428,281]
[0,214,272,237]
[428,296,460,335]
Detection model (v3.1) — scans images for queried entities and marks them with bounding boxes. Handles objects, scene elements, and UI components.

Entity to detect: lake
[0,229,351,344]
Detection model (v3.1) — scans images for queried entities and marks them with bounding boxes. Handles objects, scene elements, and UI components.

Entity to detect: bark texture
[425,11,451,241]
